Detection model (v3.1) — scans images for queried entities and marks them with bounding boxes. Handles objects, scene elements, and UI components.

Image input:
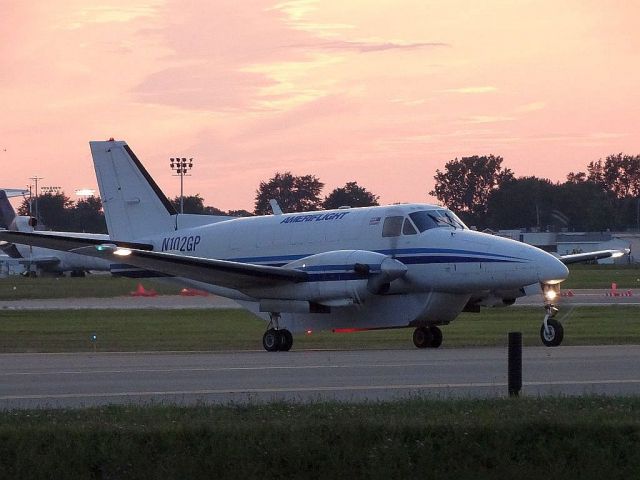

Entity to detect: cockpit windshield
[409,209,467,232]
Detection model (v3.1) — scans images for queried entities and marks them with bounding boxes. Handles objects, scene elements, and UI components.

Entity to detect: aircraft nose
[536,250,569,283]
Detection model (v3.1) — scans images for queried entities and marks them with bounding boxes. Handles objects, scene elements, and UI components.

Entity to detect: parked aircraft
[0,189,112,276]
[0,140,626,350]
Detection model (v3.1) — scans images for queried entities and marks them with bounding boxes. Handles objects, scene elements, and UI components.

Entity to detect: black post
[508,332,522,397]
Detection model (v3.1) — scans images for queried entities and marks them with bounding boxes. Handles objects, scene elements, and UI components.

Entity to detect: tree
[254,172,324,215]
[554,180,614,231]
[430,155,513,224]
[169,194,225,215]
[486,177,556,229]
[569,153,640,228]
[227,209,254,217]
[585,154,640,199]
[71,196,107,233]
[322,181,379,209]
[565,171,587,184]
[17,192,74,231]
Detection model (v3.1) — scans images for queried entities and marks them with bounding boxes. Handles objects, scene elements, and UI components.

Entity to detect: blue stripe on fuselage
[227,248,529,268]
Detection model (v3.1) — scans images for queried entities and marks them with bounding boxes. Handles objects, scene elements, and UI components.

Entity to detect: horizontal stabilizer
[0,230,152,252]
[0,189,29,198]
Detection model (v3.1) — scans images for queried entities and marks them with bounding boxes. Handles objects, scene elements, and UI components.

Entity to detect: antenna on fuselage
[269,199,283,215]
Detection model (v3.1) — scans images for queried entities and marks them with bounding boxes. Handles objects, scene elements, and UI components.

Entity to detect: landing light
[113,248,132,256]
[611,251,625,258]
[544,290,557,301]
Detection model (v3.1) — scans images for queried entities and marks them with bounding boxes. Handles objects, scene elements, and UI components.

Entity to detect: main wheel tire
[413,327,433,349]
[279,329,293,352]
[540,318,564,347]
[262,329,281,352]
[428,326,443,348]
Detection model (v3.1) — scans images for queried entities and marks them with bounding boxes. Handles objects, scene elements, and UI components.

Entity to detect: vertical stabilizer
[90,140,177,241]
[0,190,24,258]
[0,190,17,230]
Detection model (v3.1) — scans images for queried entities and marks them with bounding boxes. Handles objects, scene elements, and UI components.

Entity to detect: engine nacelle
[245,250,407,307]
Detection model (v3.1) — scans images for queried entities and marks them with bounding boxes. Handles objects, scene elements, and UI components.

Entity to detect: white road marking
[3,379,640,401]
[0,361,484,377]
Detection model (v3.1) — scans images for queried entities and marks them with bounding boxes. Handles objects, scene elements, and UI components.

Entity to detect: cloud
[270,0,354,37]
[132,64,275,111]
[515,101,546,112]
[285,40,450,53]
[463,115,515,124]
[441,86,497,94]
[390,98,426,106]
[589,132,628,139]
[55,2,164,29]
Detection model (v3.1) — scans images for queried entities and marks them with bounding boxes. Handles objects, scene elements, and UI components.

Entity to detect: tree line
[9,177,379,233]
[7,152,639,233]
[431,153,640,231]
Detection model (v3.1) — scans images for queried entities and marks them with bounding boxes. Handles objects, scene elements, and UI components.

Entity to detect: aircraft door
[228,221,257,254]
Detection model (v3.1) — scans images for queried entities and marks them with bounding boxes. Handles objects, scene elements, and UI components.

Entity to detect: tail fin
[0,190,17,230]
[90,140,177,241]
[0,190,24,258]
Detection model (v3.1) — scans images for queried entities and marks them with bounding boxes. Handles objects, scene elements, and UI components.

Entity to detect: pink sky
[1,1,639,212]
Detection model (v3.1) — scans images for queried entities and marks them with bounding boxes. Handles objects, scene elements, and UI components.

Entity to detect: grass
[1,397,639,479]
[1,306,639,353]
[0,275,180,300]
[564,264,640,289]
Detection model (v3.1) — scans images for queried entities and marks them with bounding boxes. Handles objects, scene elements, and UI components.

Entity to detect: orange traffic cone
[131,283,157,297]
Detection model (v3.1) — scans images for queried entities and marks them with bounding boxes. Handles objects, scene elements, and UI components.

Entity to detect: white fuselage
[131,204,568,333]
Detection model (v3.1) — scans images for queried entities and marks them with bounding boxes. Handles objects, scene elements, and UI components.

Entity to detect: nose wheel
[540,305,564,347]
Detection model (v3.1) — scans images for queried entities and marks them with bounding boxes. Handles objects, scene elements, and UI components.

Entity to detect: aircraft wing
[559,249,630,265]
[0,230,307,289]
[17,256,61,267]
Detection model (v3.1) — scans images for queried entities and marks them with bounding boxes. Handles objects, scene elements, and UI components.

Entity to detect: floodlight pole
[28,176,43,222]
[169,158,193,214]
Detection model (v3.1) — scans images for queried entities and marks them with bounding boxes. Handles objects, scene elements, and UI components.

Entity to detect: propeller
[364,257,407,295]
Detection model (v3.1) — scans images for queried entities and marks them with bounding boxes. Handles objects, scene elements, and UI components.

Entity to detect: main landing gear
[263,313,293,352]
[412,326,443,349]
[540,304,564,347]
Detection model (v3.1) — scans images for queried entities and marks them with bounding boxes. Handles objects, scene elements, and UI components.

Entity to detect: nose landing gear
[540,304,564,347]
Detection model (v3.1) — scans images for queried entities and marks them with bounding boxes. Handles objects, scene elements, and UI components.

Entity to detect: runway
[517,289,640,306]
[2,345,640,409]
[0,289,637,310]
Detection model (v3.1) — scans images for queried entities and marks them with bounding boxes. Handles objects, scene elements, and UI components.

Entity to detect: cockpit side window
[382,216,403,237]
[402,218,417,235]
[409,210,467,232]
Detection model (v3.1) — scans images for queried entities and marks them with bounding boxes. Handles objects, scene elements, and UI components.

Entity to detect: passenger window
[382,216,403,237]
[402,218,417,235]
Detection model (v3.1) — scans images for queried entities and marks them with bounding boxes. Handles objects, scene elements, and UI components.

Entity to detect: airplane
[0,140,627,351]
[3,189,29,198]
[0,189,113,276]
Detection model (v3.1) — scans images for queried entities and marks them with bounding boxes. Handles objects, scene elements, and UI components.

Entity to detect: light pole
[28,176,43,222]
[169,157,193,214]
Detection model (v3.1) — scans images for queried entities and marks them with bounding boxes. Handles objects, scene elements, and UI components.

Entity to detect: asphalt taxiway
[1,345,640,409]
[1,289,637,310]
